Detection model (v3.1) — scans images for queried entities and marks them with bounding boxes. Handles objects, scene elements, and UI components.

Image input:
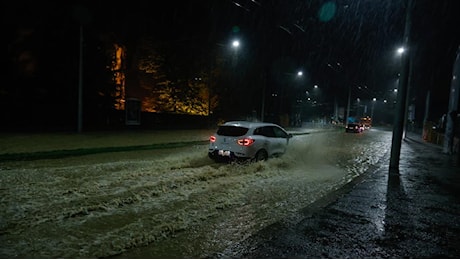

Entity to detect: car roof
[221,121,281,129]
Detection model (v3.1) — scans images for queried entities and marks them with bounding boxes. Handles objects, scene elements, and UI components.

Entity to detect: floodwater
[0,128,392,258]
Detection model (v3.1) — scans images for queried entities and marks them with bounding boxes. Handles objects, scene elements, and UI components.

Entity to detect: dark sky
[4,0,460,123]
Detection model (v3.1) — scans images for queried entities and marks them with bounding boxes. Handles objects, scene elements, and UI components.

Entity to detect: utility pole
[334,96,339,123]
[422,90,431,141]
[345,85,351,125]
[261,72,266,122]
[389,0,413,173]
[72,5,90,133]
[77,25,83,133]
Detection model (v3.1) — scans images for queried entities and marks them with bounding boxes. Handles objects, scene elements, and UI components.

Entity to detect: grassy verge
[0,140,208,162]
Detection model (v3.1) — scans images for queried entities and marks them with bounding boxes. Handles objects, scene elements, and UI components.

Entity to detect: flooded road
[0,128,392,258]
[117,128,393,258]
[220,131,460,258]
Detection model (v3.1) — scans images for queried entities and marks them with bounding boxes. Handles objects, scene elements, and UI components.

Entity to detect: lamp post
[345,85,351,125]
[72,5,91,133]
[77,25,83,133]
[301,82,317,125]
[229,39,241,118]
[208,39,241,122]
[389,0,413,173]
[345,84,372,125]
[277,70,303,126]
[443,45,460,154]
[371,97,376,119]
[261,71,266,122]
[231,39,240,66]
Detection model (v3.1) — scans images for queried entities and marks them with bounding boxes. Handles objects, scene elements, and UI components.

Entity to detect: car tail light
[210,136,216,142]
[237,138,255,146]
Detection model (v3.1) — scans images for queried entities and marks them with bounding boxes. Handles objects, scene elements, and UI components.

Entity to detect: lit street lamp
[371,97,376,119]
[208,39,241,119]
[231,39,240,66]
[390,0,413,172]
[232,40,240,48]
[272,69,304,126]
[346,85,368,124]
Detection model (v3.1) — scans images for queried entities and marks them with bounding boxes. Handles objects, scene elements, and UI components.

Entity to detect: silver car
[208,121,293,162]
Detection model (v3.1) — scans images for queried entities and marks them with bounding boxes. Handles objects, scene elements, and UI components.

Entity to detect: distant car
[345,123,364,133]
[208,121,293,162]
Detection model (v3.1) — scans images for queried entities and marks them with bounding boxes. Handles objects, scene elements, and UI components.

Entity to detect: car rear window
[217,126,249,136]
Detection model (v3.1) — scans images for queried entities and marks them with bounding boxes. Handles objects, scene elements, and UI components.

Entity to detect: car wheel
[254,150,268,162]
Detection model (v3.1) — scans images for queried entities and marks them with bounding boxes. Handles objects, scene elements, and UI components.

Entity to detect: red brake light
[210,136,216,142]
[237,138,255,146]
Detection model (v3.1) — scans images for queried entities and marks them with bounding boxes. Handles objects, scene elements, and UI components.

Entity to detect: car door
[270,126,290,155]
[254,126,274,155]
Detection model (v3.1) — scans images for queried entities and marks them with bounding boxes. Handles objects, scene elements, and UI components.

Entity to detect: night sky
[4,0,460,129]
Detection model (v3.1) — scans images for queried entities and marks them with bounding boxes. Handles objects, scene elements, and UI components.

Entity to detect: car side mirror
[288,133,293,139]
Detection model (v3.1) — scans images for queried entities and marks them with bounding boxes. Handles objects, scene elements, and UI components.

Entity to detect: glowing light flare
[318,1,337,22]
[232,40,240,48]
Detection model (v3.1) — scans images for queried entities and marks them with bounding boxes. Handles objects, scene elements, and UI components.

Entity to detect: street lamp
[305,84,319,100]
[231,39,240,66]
[208,39,242,120]
[276,70,304,126]
[232,40,240,48]
[371,97,376,119]
[345,85,364,124]
[389,0,413,172]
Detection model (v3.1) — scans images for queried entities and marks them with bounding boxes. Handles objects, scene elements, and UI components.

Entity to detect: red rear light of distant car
[237,138,255,146]
[210,136,216,142]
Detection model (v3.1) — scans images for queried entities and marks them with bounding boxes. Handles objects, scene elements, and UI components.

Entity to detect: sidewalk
[229,132,460,258]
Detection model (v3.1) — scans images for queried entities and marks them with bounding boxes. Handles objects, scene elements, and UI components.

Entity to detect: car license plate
[218,150,231,156]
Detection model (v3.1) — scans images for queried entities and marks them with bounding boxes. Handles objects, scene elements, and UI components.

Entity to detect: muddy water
[113,129,393,258]
[0,128,392,258]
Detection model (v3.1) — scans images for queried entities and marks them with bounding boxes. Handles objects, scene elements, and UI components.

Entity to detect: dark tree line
[4,1,459,131]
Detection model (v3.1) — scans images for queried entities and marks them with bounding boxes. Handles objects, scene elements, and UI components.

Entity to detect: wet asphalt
[219,132,460,258]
